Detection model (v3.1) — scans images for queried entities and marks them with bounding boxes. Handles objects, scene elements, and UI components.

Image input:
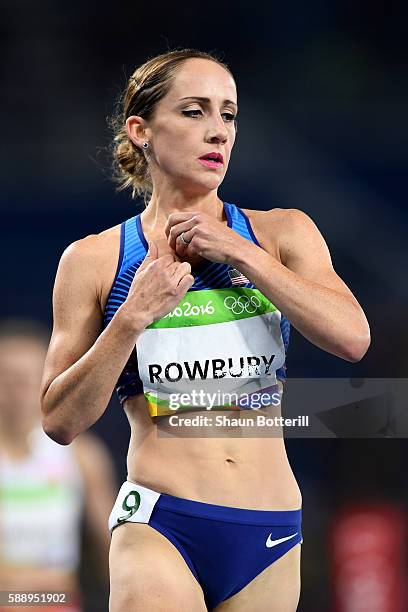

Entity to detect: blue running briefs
[109,481,303,610]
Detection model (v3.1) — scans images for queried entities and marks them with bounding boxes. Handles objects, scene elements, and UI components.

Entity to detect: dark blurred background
[1,1,407,610]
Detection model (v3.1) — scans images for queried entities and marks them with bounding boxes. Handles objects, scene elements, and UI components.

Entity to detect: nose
[206,112,229,144]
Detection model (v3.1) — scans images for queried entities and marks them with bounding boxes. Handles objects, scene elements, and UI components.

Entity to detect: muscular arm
[41,234,194,445]
[231,208,370,362]
[40,236,149,445]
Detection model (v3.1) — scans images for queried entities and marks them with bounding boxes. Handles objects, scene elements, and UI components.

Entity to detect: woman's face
[131,58,238,195]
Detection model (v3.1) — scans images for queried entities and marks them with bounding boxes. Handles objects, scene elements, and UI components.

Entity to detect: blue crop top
[103,201,290,414]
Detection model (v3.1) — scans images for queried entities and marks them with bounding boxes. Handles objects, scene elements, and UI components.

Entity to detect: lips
[199,152,224,163]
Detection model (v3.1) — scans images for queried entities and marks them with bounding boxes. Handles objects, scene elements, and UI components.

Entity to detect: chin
[177,173,225,196]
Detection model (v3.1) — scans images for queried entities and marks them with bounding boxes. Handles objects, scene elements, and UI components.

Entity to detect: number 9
[117,490,141,524]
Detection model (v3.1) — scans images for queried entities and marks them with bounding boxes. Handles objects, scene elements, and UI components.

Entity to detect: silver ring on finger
[179,232,190,246]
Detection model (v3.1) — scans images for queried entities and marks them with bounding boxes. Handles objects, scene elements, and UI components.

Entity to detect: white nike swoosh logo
[265,532,298,548]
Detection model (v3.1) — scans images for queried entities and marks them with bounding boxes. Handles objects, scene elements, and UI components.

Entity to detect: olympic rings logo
[223,295,261,315]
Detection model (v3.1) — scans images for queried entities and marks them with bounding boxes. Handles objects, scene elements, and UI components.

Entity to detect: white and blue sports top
[0,426,84,571]
[103,202,290,417]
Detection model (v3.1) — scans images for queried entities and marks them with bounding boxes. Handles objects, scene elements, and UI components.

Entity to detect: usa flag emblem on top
[228,268,250,285]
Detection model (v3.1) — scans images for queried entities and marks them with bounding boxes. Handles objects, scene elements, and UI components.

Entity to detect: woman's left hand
[164,211,249,265]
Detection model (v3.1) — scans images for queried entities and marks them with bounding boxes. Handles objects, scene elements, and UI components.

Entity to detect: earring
[142,142,149,149]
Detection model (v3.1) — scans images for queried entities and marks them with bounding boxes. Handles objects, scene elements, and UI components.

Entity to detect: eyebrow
[179,96,238,109]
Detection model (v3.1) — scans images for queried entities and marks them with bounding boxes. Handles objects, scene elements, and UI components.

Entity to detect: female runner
[40,49,370,612]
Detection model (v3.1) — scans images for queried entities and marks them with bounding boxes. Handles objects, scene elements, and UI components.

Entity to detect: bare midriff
[124,393,302,511]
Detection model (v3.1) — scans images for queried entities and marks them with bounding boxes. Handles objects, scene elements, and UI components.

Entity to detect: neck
[143,187,224,231]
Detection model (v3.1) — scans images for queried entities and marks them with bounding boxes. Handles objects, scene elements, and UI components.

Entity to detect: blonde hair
[109,48,233,205]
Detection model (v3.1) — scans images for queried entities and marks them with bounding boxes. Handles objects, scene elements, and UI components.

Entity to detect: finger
[147,240,158,260]
[175,229,195,255]
[167,220,196,251]
[167,259,185,275]
[156,252,177,268]
[172,261,192,284]
[175,236,189,254]
[165,261,180,278]
[164,212,196,238]
[137,240,158,272]
[176,273,195,294]
[141,252,175,275]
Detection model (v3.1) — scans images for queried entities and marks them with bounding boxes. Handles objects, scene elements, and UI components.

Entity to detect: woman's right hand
[120,240,195,328]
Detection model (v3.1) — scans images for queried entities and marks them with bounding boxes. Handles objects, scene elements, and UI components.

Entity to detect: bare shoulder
[61,223,122,311]
[242,207,311,231]
[239,207,294,263]
[242,207,318,240]
[62,223,120,264]
[242,206,290,223]
[272,208,327,257]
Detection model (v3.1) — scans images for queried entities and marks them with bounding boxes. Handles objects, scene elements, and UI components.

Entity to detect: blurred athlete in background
[0,319,117,612]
